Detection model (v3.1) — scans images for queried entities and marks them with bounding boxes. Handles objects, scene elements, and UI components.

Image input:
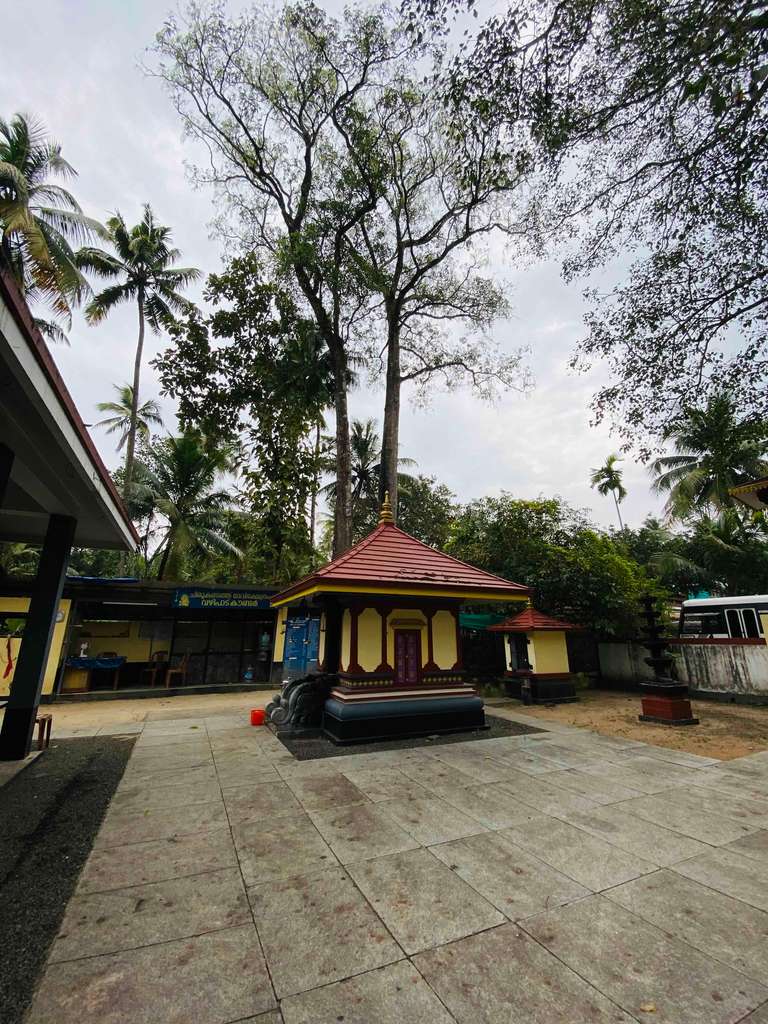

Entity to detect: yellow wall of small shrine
[432,610,457,669]
[530,631,569,673]
[273,606,287,662]
[357,608,382,672]
[386,609,428,666]
[0,597,71,697]
[340,609,351,671]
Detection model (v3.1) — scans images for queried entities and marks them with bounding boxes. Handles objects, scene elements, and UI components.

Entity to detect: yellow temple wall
[386,609,428,666]
[77,619,153,662]
[357,608,382,672]
[432,610,457,669]
[273,606,287,663]
[340,609,352,671]
[0,597,71,697]
[530,630,570,673]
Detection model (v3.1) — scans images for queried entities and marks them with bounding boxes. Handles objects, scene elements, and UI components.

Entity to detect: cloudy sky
[1,0,664,530]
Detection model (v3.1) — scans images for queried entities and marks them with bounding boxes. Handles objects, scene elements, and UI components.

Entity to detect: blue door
[283,616,321,679]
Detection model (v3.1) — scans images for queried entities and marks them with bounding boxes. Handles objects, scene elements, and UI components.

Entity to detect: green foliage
[0,112,103,334]
[407,0,768,448]
[95,384,163,452]
[447,495,661,635]
[650,395,768,519]
[155,254,327,581]
[132,430,241,581]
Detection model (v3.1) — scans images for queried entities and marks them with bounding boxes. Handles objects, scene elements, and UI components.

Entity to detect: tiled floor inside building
[21,703,768,1023]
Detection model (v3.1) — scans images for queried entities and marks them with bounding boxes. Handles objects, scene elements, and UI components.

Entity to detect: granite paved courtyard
[23,705,768,1024]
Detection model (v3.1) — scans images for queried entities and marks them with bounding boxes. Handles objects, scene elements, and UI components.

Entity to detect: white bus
[679,596,768,640]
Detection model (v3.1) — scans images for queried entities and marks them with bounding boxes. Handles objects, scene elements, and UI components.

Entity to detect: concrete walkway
[23,705,768,1024]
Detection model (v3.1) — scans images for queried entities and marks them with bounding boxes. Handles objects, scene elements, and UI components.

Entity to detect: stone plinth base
[323,693,486,744]
[639,694,699,726]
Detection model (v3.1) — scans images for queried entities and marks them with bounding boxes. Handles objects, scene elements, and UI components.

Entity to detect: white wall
[599,641,768,701]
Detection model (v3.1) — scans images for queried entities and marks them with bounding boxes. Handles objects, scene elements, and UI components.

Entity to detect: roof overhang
[270,581,531,608]
[730,479,768,511]
[0,269,139,550]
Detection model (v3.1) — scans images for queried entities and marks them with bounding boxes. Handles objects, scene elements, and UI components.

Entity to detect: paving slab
[122,764,220,789]
[347,847,504,954]
[740,1004,768,1023]
[657,786,768,830]
[485,751,567,776]
[606,869,768,984]
[378,794,486,846]
[95,800,229,848]
[339,767,433,803]
[562,804,710,866]
[430,748,511,783]
[724,829,768,865]
[248,866,401,997]
[140,719,207,736]
[431,831,589,919]
[110,778,223,812]
[398,760,479,797]
[133,733,211,750]
[232,812,337,886]
[501,816,657,891]
[307,801,420,863]
[540,768,643,805]
[440,783,549,830]
[618,790,761,845]
[692,768,768,802]
[414,922,638,1024]
[222,780,303,824]
[26,924,275,1024]
[672,847,768,911]
[496,774,598,817]
[580,758,700,795]
[217,765,281,789]
[523,895,768,1024]
[128,747,214,769]
[280,960,456,1024]
[51,867,249,962]
[78,827,238,893]
[282,772,368,811]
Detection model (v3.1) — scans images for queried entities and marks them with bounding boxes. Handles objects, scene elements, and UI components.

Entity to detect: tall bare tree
[153,2,406,554]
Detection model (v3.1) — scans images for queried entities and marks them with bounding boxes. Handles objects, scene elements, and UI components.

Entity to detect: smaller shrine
[489,608,580,704]
[269,495,530,742]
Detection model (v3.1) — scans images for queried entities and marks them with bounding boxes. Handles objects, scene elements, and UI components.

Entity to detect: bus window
[726,609,744,639]
[742,609,760,639]
[680,610,726,637]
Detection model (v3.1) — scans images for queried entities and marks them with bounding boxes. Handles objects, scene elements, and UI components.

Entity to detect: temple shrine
[269,495,530,742]
[488,608,580,704]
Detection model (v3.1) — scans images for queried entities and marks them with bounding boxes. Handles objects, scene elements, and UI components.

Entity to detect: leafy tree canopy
[405,0,768,452]
[446,495,661,634]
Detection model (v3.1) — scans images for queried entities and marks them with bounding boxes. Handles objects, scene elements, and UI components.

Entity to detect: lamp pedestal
[637,596,698,727]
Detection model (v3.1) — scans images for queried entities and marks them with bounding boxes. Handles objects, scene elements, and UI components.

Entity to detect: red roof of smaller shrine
[271,522,530,605]
[488,608,580,632]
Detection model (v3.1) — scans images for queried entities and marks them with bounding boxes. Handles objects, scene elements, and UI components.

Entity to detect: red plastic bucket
[250,708,266,726]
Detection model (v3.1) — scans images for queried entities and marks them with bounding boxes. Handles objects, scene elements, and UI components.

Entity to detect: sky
[1,0,664,531]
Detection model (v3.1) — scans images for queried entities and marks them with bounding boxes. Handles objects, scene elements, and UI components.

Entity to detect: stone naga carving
[266,673,335,732]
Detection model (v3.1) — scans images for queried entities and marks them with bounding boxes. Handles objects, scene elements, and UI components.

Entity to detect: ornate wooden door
[394,629,420,685]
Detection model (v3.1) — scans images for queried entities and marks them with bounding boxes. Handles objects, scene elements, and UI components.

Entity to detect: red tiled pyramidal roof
[271,522,530,605]
[488,608,580,632]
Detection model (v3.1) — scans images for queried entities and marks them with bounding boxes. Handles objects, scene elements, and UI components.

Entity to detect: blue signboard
[172,587,271,610]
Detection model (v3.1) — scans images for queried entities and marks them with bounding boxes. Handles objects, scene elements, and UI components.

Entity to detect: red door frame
[394,629,421,686]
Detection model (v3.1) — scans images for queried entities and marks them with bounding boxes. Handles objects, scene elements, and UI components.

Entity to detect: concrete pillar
[0,514,76,760]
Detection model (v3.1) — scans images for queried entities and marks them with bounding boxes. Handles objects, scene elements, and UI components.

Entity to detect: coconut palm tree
[0,113,103,336]
[322,419,416,540]
[590,453,627,530]
[651,395,768,520]
[133,430,241,581]
[95,384,163,453]
[76,206,199,494]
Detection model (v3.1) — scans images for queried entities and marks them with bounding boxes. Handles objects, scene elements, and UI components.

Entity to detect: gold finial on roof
[378,491,394,525]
